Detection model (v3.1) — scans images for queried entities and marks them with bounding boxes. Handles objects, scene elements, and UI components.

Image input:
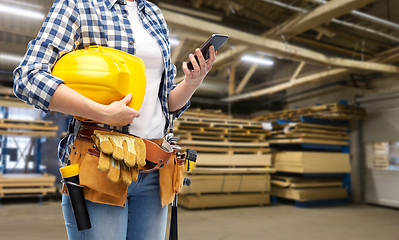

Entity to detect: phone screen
[186,34,229,71]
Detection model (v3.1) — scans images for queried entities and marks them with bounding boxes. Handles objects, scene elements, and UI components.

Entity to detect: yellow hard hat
[52,45,146,116]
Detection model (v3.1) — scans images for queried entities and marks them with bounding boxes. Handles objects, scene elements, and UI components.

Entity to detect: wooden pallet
[0,174,57,197]
[178,192,270,209]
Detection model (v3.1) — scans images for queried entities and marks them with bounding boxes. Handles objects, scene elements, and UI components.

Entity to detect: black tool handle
[64,175,91,231]
[169,205,178,240]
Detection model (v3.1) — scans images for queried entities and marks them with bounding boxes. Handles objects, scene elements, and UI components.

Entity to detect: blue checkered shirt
[13,0,189,164]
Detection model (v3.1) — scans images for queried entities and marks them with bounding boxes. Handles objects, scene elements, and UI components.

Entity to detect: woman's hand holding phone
[182,45,217,89]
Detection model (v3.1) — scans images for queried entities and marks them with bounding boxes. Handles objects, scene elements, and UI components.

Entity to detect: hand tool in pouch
[168,115,197,240]
[60,164,91,231]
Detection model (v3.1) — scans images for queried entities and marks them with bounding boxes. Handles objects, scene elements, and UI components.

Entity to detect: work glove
[91,130,147,185]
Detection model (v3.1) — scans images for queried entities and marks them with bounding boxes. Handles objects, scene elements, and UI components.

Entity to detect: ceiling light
[0,3,45,19]
[241,56,274,66]
[169,38,180,46]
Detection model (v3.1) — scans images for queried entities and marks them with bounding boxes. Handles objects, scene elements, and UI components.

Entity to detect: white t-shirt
[126,1,166,139]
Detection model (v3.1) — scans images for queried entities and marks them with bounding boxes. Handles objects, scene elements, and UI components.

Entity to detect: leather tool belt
[74,122,174,173]
[63,118,182,207]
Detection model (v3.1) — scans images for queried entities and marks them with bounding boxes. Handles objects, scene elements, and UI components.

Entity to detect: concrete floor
[0,198,398,240]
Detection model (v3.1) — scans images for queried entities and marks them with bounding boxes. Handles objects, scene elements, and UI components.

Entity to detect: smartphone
[186,34,229,71]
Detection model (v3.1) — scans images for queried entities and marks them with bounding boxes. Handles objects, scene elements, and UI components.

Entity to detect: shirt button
[129,40,133,45]
[123,13,127,18]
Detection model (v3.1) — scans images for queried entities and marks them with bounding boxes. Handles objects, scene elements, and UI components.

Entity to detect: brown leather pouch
[63,139,128,207]
[159,154,185,207]
[173,158,185,194]
[159,154,175,207]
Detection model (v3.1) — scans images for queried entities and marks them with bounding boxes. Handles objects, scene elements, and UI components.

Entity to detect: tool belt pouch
[159,154,185,207]
[173,157,185,194]
[62,139,128,207]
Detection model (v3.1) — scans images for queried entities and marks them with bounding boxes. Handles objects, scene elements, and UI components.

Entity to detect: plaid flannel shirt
[13,0,189,163]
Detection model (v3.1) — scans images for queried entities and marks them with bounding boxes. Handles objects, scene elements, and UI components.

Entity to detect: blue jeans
[61,171,168,240]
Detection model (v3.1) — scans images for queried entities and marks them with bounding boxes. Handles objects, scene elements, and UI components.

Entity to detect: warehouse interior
[1,0,399,239]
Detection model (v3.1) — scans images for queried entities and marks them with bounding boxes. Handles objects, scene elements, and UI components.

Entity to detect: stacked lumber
[0,174,57,197]
[264,112,352,205]
[268,122,349,146]
[0,119,59,137]
[274,151,351,173]
[253,103,366,121]
[175,109,274,209]
[271,176,348,201]
[0,90,30,108]
[373,142,389,168]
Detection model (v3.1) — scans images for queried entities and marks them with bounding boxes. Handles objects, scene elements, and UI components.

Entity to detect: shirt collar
[106,0,147,13]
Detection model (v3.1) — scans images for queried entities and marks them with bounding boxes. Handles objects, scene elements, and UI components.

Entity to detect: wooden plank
[180,174,271,194]
[0,119,55,125]
[271,177,343,189]
[0,173,56,182]
[272,133,349,140]
[271,186,348,201]
[196,154,272,167]
[280,122,348,131]
[268,138,349,146]
[190,167,276,174]
[0,174,57,197]
[178,132,267,143]
[179,140,270,148]
[182,109,230,119]
[255,104,366,122]
[175,130,268,139]
[180,146,271,155]
[0,130,57,137]
[178,115,263,126]
[273,151,351,173]
[0,123,58,131]
[178,193,270,209]
[288,128,348,136]
[0,187,57,196]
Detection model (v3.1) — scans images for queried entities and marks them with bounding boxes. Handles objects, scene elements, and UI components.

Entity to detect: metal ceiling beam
[221,46,399,102]
[162,9,399,74]
[262,0,399,43]
[307,0,399,32]
[261,0,378,38]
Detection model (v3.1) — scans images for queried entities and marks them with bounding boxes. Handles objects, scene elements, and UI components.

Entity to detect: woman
[13,0,216,239]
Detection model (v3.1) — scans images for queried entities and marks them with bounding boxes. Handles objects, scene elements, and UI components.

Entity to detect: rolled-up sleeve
[13,0,81,113]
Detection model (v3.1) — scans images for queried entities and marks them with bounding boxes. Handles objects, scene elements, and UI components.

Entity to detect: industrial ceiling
[1,0,399,115]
